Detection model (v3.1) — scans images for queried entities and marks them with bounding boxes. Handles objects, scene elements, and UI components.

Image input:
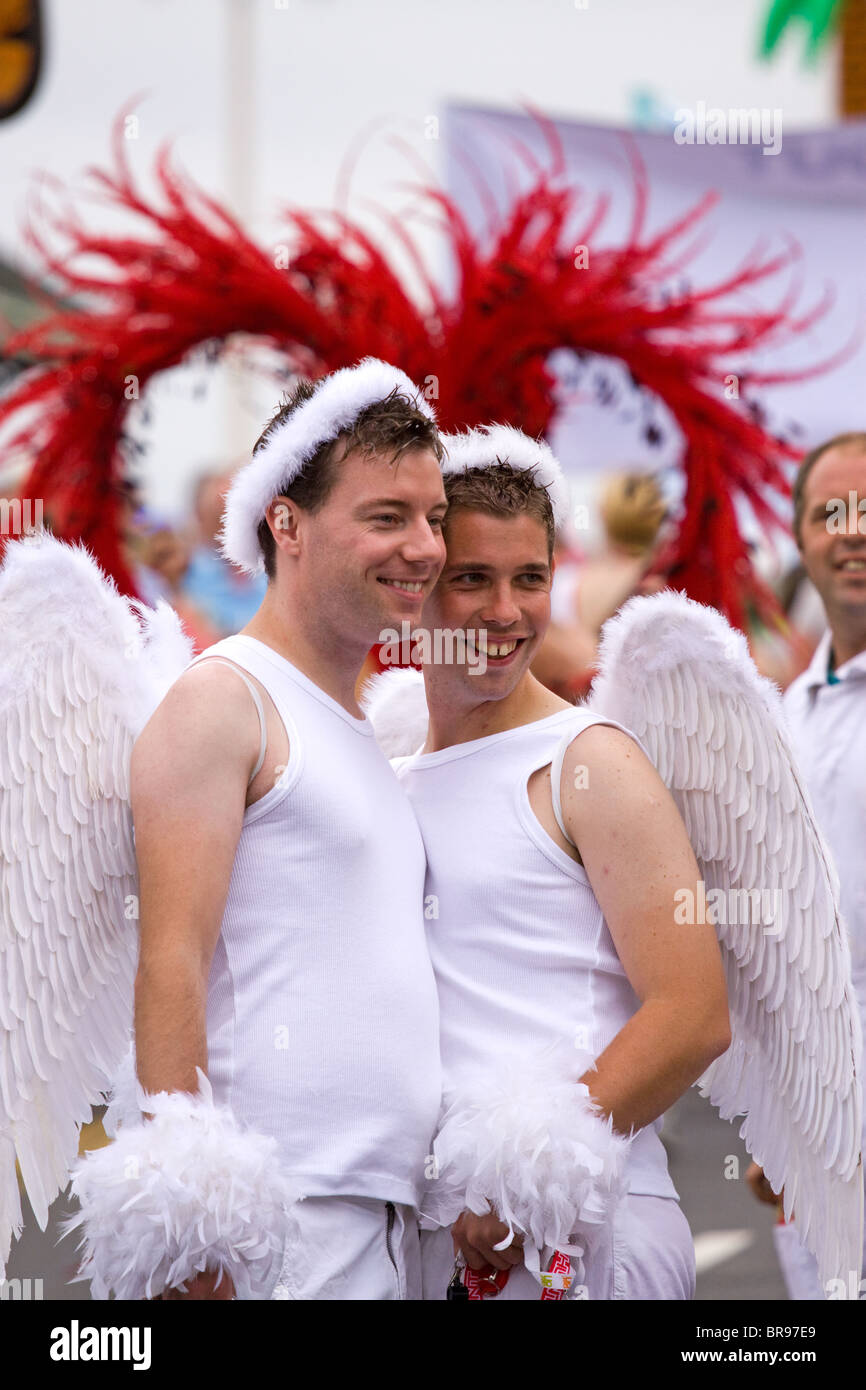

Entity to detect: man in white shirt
[392,428,730,1300]
[749,432,866,1299]
[71,359,449,1301]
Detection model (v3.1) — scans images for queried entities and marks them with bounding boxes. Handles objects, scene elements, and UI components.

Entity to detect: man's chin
[826,575,866,609]
[464,647,536,694]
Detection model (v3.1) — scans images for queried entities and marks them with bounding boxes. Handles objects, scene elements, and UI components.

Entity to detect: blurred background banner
[445,104,866,487]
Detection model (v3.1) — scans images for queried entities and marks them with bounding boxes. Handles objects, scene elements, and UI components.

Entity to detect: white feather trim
[63,1070,300,1301]
[430,1044,632,1258]
[102,1044,142,1138]
[360,667,429,758]
[220,357,437,576]
[441,424,570,530]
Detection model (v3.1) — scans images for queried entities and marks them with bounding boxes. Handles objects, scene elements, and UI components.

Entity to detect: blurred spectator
[137,520,222,653]
[533,470,668,699]
[180,467,267,635]
[573,471,668,635]
[747,431,866,1297]
[123,493,221,653]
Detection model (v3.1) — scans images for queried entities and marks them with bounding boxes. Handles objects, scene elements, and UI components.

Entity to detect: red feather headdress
[0,117,842,629]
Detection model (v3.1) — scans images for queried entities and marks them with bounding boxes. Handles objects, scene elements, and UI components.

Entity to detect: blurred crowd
[122,466,266,651]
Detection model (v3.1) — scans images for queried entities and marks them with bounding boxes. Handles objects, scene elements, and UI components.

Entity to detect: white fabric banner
[442,106,866,505]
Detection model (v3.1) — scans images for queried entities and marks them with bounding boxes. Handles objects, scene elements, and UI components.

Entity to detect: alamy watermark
[674,881,782,934]
[825,492,866,535]
[1,1276,43,1299]
[0,497,43,537]
[50,1320,151,1370]
[674,103,782,157]
[378,622,493,675]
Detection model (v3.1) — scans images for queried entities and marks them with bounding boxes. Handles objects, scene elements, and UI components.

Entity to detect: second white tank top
[396,705,678,1201]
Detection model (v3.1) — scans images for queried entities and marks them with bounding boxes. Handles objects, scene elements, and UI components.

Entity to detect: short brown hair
[443,462,555,558]
[792,431,866,545]
[254,377,443,579]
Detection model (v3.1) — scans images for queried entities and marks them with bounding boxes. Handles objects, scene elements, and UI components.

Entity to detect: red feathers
[0,119,835,626]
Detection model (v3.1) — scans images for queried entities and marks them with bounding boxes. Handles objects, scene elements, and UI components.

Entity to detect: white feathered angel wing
[0,534,193,1271]
[590,589,863,1290]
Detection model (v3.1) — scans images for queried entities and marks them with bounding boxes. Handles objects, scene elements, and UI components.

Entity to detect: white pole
[224,0,256,462]
[226,0,254,225]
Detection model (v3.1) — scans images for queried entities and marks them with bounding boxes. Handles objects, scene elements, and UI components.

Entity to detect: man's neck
[241,587,369,716]
[826,612,866,671]
[425,672,570,751]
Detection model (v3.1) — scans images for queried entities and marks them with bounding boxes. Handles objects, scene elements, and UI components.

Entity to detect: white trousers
[270,1197,422,1300]
[420,1195,696,1301]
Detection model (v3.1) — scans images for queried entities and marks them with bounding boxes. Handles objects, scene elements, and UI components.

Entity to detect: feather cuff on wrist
[63,1069,299,1301]
[431,1045,632,1255]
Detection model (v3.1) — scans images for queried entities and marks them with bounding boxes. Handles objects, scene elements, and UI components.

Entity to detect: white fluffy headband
[441,424,570,530]
[220,357,437,575]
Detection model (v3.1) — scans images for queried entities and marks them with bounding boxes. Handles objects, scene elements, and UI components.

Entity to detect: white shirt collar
[802,628,866,690]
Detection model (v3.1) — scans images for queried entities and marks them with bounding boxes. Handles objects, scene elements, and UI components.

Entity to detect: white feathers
[0,534,193,1272]
[442,424,570,530]
[590,588,864,1289]
[220,357,437,576]
[63,1069,300,1300]
[360,667,429,758]
[431,1044,632,1264]
[102,1044,143,1138]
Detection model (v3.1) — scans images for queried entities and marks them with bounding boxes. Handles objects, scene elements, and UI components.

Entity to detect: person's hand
[452,1210,525,1271]
[746,1161,782,1207]
[151,1268,235,1300]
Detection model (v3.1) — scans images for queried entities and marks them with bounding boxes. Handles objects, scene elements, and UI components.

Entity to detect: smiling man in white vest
[70,359,448,1301]
[391,429,730,1300]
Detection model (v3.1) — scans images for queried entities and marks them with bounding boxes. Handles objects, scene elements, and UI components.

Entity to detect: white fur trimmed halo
[429,1043,632,1262]
[441,424,570,530]
[220,357,437,576]
[62,1069,300,1301]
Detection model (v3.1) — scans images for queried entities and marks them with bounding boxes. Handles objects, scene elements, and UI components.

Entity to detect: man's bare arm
[454,725,731,1272]
[131,662,260,1096]
[561,724,731,1133]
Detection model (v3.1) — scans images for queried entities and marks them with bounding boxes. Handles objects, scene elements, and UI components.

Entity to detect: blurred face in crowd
[797,445,866,622]
[195,472,234,546]
[142,528,191,589]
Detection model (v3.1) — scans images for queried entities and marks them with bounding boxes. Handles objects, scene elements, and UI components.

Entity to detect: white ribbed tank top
[395,705,678,1200]
[191,634,441,1206]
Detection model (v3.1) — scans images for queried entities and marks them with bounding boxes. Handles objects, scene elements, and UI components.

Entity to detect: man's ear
[267,495,303,556]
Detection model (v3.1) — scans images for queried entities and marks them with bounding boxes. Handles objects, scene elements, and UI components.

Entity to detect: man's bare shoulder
[561,719,649,767]
[560,721,663,811]
[559,720,692,882]
[131,659,260,793]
